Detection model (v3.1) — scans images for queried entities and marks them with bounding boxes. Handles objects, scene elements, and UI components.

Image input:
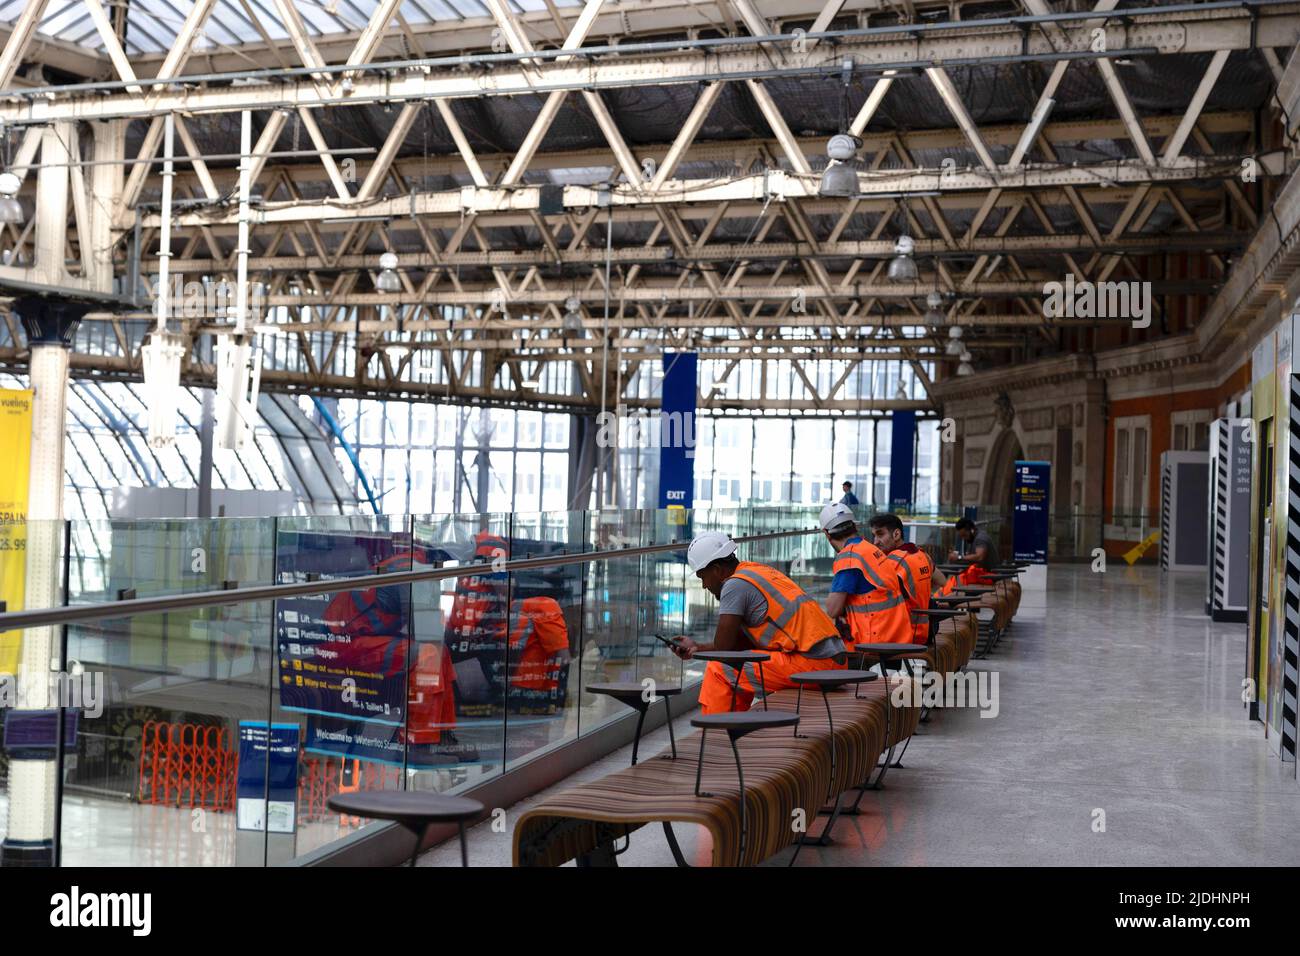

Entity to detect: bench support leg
[576,842,620,867]
[662,822,691,867]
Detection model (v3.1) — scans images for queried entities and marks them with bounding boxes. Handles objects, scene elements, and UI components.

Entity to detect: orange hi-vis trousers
[698,651,845,714]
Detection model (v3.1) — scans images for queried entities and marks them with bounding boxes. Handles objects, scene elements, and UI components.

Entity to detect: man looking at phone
[668,531,847,713]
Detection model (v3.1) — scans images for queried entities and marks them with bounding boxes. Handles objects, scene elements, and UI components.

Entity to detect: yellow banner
[0,388,32,674]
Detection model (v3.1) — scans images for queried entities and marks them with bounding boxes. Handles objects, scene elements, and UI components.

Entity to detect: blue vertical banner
[889,409,916,511]
[658,352,698,514]
[1013,460,1051,563]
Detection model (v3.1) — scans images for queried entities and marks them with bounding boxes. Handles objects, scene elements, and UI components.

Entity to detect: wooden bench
[512,677,921,867]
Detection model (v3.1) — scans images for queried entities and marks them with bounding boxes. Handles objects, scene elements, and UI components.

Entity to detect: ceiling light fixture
[375,252,401,293]
[819,133,861,198]
[0,171,23,225]
[946,324,964,355]
[924,290,945,325]
[887,234,918,283]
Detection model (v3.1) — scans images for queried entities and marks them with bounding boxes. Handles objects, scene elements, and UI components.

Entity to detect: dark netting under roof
[123,44,1279,198]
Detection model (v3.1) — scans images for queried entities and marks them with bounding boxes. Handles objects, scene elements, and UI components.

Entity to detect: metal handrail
[0,525,822,632]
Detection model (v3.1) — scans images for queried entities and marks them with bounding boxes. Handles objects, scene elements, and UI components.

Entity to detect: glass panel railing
[0,507,831,866]
[271,514,412,863]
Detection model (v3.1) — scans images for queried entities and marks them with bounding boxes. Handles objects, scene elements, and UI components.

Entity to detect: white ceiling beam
[9,10,1297,123]
[0,0,52,90]
[925,67,999,172]
[1162,49,1230,164]
[143,157,1251,228]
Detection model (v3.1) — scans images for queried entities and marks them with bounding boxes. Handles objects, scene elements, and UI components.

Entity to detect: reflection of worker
[869,513,945,643]
[669,531,846,714]
[507,596,571,714]
[820,503,913,645]
[839,481,860,506]
[947,517,1001,584]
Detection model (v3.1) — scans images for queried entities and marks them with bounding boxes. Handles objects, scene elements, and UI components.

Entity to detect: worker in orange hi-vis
[868,512,946,643]
[820,503,914,646]
[947,517,1002,585]
[668,531,848,714]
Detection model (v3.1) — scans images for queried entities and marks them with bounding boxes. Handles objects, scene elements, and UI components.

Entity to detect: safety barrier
[137,721,235,811]
[137,723,407,820]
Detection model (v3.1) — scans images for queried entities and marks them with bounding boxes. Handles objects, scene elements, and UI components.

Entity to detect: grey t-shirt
[718,575,768,628]
[971,529,1001,568]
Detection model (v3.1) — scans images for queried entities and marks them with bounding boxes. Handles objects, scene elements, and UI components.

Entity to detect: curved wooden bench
[513,678,919,867]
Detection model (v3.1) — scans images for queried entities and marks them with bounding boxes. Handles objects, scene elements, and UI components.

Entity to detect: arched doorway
[983,426,1024,512]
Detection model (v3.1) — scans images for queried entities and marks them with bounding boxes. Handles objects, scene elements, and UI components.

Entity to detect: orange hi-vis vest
[833,539,914,644]
[729,561,847,659]
[887,549,934,642]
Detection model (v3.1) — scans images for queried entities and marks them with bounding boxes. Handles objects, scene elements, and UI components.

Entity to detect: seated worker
[947,517,1002,585]
[868,512,946,643]
[820,503,914,646]
[669,531,847,713]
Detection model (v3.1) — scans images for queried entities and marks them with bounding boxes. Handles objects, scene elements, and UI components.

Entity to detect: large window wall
[691,415,941,511]
[322,398,574,516]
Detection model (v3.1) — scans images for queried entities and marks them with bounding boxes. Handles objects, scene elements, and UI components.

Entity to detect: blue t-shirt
[830,536,872,595]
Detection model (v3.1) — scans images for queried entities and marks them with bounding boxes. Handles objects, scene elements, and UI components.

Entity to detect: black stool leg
[694,728,712,797]
[727,730,747,867]
[757,661,768,711]
[869,672,895,790]
[801,688,841,848]
[410,822,428,868]
[457,820,469,868]
[630,702,648,766]
[663,694,677,759]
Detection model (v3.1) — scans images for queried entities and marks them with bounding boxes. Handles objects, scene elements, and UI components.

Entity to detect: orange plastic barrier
[138,721,405,821]
[137,720,235,811]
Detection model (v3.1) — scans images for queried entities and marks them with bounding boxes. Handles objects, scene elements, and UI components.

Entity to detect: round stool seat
[691,711,799,738]
[693,650,771,665]
[913,607,962,619]
[327,791,484,824]
[586,682,683,703]
[789,669,877,689]
[853,643,929,658]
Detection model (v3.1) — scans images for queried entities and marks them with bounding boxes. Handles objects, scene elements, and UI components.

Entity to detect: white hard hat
[686,531,738,573]
[819,501,856,532]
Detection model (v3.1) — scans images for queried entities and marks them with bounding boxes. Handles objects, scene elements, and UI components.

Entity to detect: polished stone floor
[421,564,1300,867]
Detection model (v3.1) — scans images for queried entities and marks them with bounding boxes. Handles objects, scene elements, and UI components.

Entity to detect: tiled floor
[421,564,1300,867]
[3,565,1294,867]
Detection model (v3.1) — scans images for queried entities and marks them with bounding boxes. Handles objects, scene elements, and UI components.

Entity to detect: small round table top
[691,711,800,733]
[913,607,962,617]
[931,594,981,605]
[788,668,877,687]
[854,643,930,658]
[693,649,771,664]
[586,681,683,702]
[326,791,485,825]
